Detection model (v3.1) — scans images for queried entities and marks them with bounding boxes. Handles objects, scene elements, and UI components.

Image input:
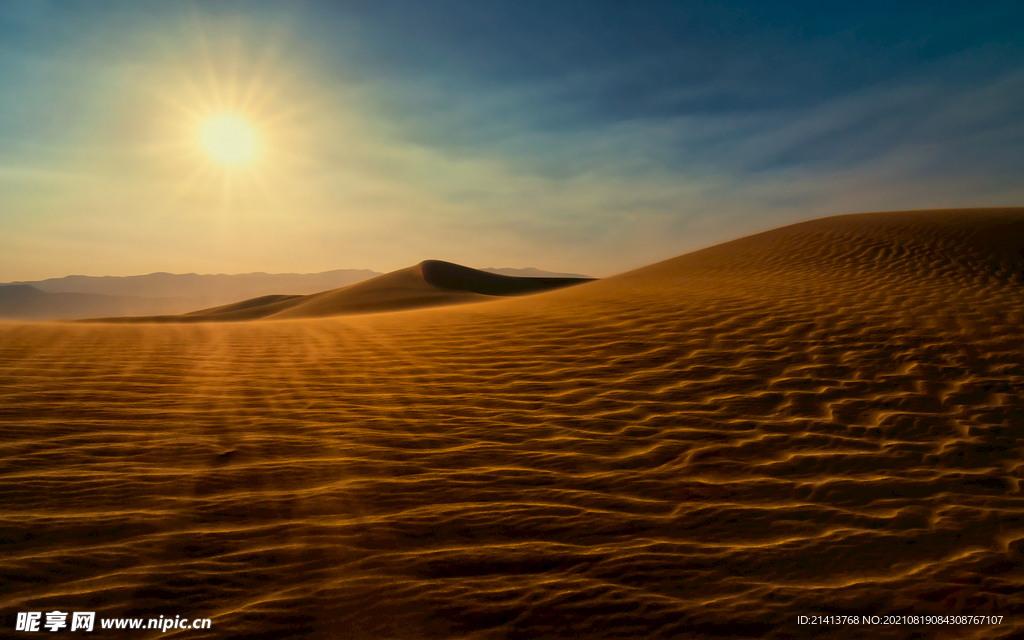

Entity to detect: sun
[200,115,258,166]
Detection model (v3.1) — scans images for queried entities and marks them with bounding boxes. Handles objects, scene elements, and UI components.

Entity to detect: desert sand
[1,209,1022,639]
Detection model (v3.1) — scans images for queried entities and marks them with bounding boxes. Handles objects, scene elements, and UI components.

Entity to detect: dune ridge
[420,260,595,296]
[1,208,1022,639]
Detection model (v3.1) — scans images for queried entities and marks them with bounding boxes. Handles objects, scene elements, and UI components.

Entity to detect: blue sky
[1,0,1021,280]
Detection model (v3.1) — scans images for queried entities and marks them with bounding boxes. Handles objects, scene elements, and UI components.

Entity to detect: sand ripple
[2,210,1022,639]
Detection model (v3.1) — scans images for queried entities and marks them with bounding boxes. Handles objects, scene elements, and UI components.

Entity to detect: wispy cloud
[0,1,1021,280]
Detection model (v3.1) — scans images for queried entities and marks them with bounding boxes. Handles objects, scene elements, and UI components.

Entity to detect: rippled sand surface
[2,210,1023,639]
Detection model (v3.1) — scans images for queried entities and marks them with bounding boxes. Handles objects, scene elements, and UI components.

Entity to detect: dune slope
[1,208,1022,639]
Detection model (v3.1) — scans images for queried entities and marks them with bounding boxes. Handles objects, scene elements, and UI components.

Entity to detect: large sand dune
[1,209,1022,639]
[93,260,595,322]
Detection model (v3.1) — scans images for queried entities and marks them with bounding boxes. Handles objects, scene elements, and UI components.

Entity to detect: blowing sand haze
[2,209,1023,639]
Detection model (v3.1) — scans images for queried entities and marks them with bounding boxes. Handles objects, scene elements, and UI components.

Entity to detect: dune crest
[421,260,595,295]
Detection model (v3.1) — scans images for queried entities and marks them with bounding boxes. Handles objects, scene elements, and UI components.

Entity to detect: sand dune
[267,261,497,319]
[2,209,1022,639]
[93,260,595,322]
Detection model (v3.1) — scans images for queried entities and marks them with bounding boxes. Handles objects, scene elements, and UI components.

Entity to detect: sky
[1,0,1022,280]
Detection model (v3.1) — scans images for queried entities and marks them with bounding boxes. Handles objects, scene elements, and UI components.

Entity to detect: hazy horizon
[2,0,1022,282]
[2,264,594,284]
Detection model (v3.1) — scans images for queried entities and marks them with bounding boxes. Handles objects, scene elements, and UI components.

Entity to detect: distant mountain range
[1,266,592,320]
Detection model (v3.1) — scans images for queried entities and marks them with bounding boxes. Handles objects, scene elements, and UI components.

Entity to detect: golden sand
[2,209,1022,638]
